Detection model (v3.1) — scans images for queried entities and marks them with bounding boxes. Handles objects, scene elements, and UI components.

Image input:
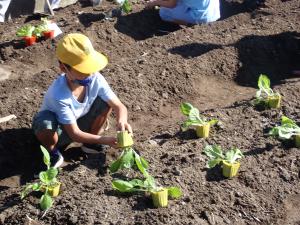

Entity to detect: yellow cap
[56,33,108,74]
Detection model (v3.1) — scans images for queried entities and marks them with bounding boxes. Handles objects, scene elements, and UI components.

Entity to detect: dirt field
[0,0,299,224]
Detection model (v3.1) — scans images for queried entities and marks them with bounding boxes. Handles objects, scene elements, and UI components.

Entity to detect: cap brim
[72,51,108,74]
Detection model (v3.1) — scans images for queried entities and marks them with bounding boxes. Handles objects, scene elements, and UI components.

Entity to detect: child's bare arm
[107,97,133,134]
[63,123,117,147]
[145,0,177,9]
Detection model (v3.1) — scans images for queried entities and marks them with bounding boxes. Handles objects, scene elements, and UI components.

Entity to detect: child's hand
[117,122,133,135]
[101,136,117,148]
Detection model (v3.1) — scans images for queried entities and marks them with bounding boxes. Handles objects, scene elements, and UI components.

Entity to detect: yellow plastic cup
[222,161,240,178]
[196,123,210,138]
[151,189,168,208]
[267,95,281,109]
[295,134,300,148]
[41,182,61,197]
[117,131,134,148]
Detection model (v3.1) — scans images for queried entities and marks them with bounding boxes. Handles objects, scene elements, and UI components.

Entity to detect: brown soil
[0,0,300,224]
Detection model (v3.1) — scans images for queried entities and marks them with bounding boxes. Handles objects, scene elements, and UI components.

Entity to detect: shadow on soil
[114,9,181,41]
[0,128,43,185]
[168,31,300,87]
[205,166,226,182]
[105,189,153,210]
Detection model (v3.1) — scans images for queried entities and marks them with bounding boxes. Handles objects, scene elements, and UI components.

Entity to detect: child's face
[60,63,90,81]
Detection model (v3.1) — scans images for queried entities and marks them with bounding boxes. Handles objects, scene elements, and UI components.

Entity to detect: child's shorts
[32,97,109,148]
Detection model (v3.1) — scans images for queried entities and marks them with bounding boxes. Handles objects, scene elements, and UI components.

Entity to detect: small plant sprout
[115,0,132,13]
[204,145,244,178]
[112,176,182,207]
[180,102,218,138]
[269,116,300,147]
[255,74,281,109]
[21,146,61,210]
[16,24,36,46]
[34,18,54,39]
[109,147,149,177]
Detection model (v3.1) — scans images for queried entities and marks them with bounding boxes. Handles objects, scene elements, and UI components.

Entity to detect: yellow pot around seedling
[267,95,281,109]
[222,161,240,178]
[151,188,168,208]
[295,134,300,148]
[117,131,133,148]
[196,123,210,138]
[41,182,61,197]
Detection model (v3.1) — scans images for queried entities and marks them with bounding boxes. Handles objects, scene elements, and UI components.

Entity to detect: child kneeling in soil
[32,33,132,168]
[145,0,220,25]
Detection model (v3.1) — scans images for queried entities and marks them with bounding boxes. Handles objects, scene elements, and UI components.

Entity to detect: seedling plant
[16,24,36,46]
[112,175,182,207]
[180,102,218,138]
[255,74,281,108]
[109,147,149,177]
[269,116,300,147]
[115,0,132,13]
[110,131,182,207]
[21,146,61,210]
[204,145,244,178]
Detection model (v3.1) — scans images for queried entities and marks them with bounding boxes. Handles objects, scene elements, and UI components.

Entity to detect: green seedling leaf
[109,158,122,173]
[134,151,149,177]
[39,168,58,185]
[120,148,135,169]
[269,116,300,140]
[112,179,135,192]
[16,24,35,37]
[204,145,224,160]
[140,156,149,169]
[224,148,243,164]
[122,0,132,13]
[40,146,51,169]
[255,74,280,105]
[207,158,223,168]
[181,102,218,131]
[40,194,53,210]
[167,187,182,199]
[21,184,34,199]
[180,102,193,116]
[208,119,218,126]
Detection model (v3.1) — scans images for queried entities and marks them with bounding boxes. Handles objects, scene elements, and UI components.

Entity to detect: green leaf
[180,102,193,116]
[32,183,41,191]
[281,116,296,125]
[134,151,148,177]
[207,158,222,168]
[167,187,182,199]
[109,158,122,173]
[257,74,273,97]
[208,119,218,126]
[224,148,243,163]
[46,167,58,181]
[39,171,49,184]
[143,176,156,191]
[40,194,53,210]
[120,148,135,169]
[129,179,144,187]
[16,24,35,37]
[40,145,51,169]
[203,145,224,160]
[112,179,135,192]
[122,0,132,13]
[140,156,149,169]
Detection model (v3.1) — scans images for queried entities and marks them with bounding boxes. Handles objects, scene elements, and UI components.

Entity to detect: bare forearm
[114,103,128,127]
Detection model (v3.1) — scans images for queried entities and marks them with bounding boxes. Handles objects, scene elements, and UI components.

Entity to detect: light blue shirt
[182,0,220,23]
[40,72,117,124]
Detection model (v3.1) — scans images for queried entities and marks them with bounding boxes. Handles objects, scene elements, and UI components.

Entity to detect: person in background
[32,33,132,168]
[145,0,220,25]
